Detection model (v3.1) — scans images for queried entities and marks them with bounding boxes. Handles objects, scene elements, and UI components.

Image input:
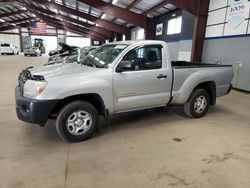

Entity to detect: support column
[116,33,123,41]
[191,15,207,62]
[125,28,131,40]
[145,18,156,40]
[191,0,209,62]
[18,28,23,52]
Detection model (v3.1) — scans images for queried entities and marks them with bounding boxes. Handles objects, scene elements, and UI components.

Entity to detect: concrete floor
[0,54,250,188]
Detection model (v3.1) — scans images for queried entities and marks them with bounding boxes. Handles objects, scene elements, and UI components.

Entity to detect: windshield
[79,44,127,68]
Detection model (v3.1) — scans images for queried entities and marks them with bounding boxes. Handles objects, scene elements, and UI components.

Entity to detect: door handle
[157,74,167,79]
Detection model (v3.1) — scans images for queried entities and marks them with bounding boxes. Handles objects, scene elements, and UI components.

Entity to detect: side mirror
[116,60,134,73]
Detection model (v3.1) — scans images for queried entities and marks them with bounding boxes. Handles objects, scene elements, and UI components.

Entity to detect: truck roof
[107,40,166,46]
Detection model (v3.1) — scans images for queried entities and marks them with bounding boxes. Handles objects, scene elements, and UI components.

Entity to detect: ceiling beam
[43,21,94,39]
[146,1,169,15]
[77,0,150,28]
[35,0,128,34]
[0,10,25,18]
[126,0,142,10]
[38,20,101,40]
[23,3,113,37]
[165,0,207,15]
[0,25,18,31]
[32,12,105,41]
[0,17,35,28]
[0,22,28,32]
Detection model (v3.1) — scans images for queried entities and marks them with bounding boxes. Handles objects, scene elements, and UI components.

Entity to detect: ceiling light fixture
[51,8,59,14]
[20,7,27,10]
[112,0,119,4]
[101,14,106,19]
[0,19,5,22]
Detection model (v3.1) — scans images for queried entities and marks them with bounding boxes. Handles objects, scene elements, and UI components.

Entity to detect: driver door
[113,45,172,112]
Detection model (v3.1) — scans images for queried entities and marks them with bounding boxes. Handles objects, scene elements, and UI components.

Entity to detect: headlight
[23,80,47,97]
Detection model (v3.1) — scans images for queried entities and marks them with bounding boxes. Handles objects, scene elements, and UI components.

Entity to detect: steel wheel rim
[66,110,92,136]
[194,95,207,114]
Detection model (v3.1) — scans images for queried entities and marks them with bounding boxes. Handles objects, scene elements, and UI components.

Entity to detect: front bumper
[15,86,59,124]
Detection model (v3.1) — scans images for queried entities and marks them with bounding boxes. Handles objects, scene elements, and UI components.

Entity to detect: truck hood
[29,62,95,79]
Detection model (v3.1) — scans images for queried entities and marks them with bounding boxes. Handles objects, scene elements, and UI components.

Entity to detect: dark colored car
[45,46,98,66]
[48,42,79,62]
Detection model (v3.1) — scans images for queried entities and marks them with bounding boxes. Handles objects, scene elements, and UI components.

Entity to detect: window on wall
[137,28,145,40]
[167,16,182,35]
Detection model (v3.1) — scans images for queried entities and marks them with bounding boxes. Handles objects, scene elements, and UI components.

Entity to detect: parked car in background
[24,47,41,56]
[49,46,79,56]
[46,46,98,66]
[15,40,234,142]
[0,43,19,55]
[48,42,79,61]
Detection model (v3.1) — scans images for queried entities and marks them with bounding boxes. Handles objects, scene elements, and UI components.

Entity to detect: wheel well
[194,81,216,105]
[50,94,108,119]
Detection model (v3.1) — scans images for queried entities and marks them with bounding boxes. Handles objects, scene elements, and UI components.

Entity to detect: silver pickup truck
[15,40,234,142]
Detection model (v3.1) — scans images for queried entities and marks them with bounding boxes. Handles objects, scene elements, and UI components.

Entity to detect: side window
[122,45,162,71]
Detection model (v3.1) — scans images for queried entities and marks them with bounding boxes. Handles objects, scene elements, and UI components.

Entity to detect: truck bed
[171,61,232,68]
[170,61,233,105]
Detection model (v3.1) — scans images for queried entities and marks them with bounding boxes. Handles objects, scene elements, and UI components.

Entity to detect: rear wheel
[56,101,99,142]
[184,89,210,118]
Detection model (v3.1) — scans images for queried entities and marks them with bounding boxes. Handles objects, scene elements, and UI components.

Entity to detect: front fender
[35,74,114,112]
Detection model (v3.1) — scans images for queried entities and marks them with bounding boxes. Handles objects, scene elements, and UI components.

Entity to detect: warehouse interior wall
[131,27,145,40]
[154,10,194,61]
[66,32,91,47]
[0,26,91,54]
[203,0,250,91]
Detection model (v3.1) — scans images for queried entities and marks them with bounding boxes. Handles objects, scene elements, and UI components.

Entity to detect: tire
[184,89,210,118]
[24,54,27,56]
[56,101,99,142]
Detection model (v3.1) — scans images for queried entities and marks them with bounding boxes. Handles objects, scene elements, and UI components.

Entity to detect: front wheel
[56,101,99,142]
[184,89,210,118]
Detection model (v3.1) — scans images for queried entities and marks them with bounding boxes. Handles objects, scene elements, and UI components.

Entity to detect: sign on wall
[93,41,100,45]
[156,23,163,36]
[227,0,250,30]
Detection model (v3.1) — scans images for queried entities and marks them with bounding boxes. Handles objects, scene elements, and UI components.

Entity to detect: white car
[24,47,41,56]
[0,43,19,55]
